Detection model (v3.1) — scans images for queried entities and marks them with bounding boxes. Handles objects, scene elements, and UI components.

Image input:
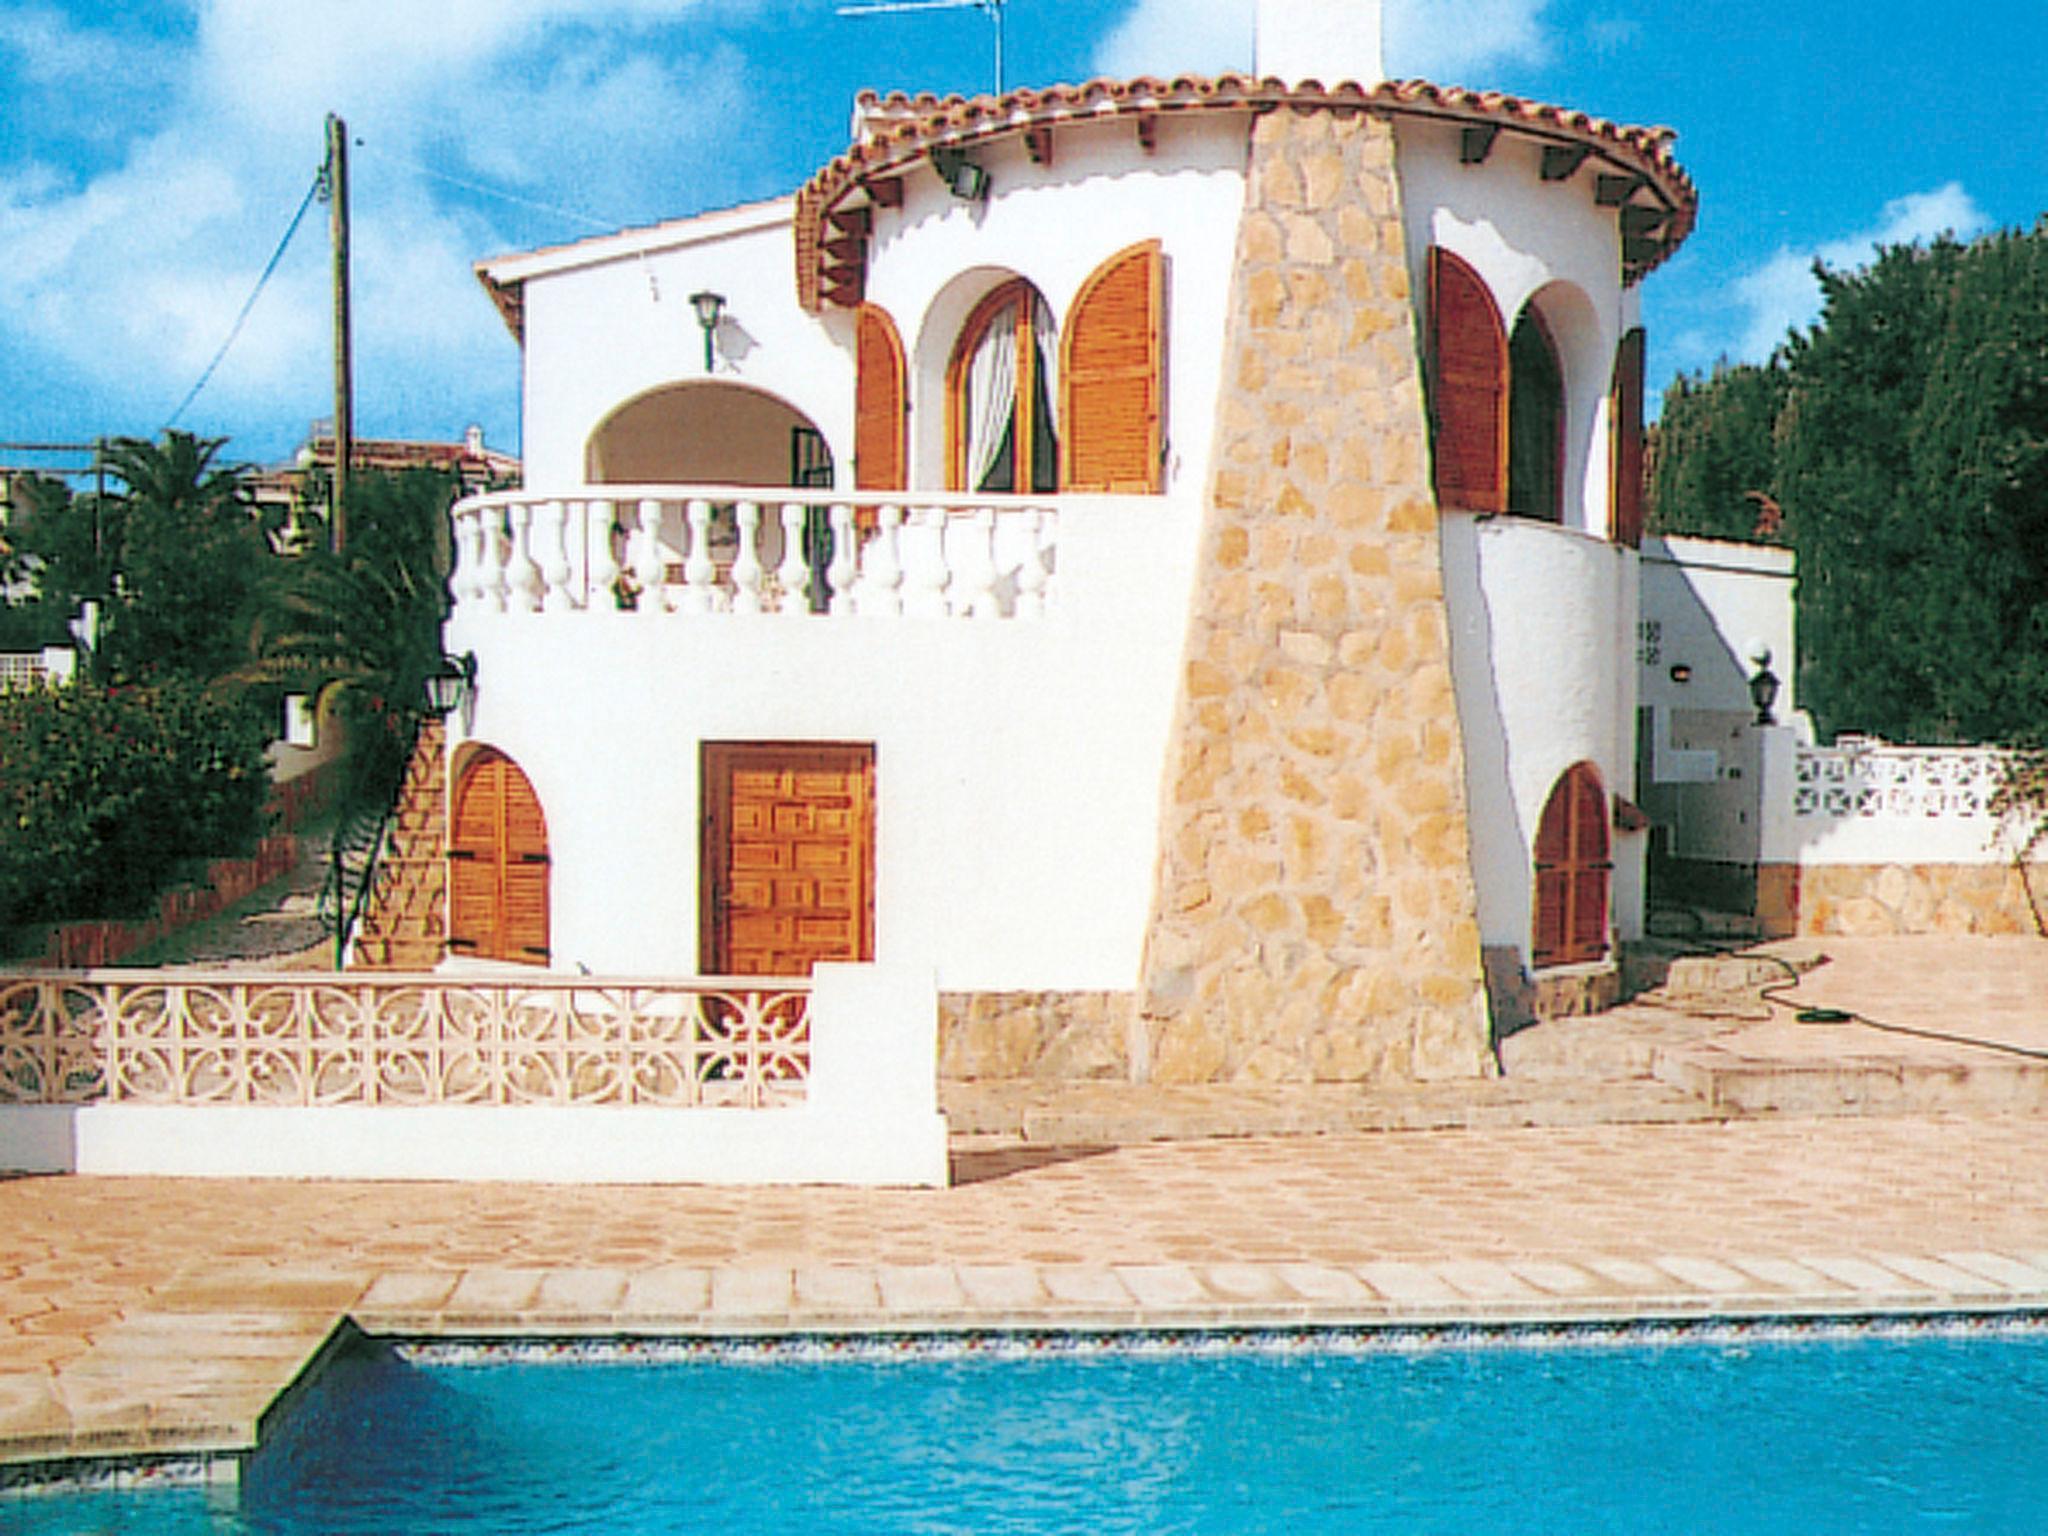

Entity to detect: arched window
[1609,327,1647,547]
[1428,247,1507,514]
[448,748,550,966]
[1532,762,1610,968]
[1060,242,1164,493]
[1508,308,1565,523]
[948,280,1058,494]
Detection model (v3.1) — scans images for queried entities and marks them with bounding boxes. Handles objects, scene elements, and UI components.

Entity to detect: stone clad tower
[1136,3,1495,1084]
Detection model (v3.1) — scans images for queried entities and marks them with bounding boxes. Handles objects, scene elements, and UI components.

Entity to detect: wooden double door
[701,743,875,976]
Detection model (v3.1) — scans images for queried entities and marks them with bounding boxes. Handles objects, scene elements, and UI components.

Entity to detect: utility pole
[324,112,354,553]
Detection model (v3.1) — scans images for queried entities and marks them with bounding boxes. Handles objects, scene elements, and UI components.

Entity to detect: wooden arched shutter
[1532,763,1610,968]
[854,303,907,491]
[1428,247,1508,514]
[1060,240,1164,493]
[1610,326,1647,547]
[448,749,550,965]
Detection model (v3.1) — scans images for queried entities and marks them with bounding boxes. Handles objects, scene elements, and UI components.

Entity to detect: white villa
[400,0,1703,1088]
[9,0,2038,1190]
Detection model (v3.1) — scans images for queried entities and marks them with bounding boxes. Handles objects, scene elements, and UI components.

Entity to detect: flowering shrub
[0,679,271,927]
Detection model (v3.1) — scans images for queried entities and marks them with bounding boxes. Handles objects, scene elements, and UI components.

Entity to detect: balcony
[450,485,1061,622]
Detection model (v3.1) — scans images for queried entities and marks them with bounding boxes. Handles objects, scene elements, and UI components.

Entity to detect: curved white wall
[864,114,1249,499]
[1441,512,1642,954]
[1395,118,1629,538]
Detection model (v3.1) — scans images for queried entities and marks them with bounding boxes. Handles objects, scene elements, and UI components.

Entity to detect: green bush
[0,678,271,927]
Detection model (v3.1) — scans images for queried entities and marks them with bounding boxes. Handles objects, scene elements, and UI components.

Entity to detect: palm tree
[237,470,457,952]
[96,431,268,685]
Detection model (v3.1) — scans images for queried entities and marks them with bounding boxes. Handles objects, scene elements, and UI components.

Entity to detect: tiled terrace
[2,935,2046,1474]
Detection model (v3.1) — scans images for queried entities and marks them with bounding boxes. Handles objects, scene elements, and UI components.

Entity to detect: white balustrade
[1014,509,1051,619]
[506,503,544,613]
[680,500,719,614]
[730,502,765,614]
[778,504,813,616]
[856,505,906,617]
[632,500,669,616]
[540,500,577,613]
[449,485,1063,622]
[827,504,857,616]
[587,499,621,611]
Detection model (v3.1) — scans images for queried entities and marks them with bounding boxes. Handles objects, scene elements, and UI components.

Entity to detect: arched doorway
[448,748,550,966]
[585,382,832,489]
[1508,307,1565,522]
[948,279,1058,493]
[1533,762,1610,967]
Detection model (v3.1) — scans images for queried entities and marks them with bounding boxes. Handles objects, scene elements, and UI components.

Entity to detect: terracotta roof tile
[796,74,1697,311]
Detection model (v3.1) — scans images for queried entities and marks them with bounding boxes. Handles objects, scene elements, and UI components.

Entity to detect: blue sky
[0,0,2040,469]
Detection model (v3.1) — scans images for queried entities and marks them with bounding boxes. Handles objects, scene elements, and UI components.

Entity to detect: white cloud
[1730,182,1991,361]
[0,0,768,457]
[1384,0,1550,78]
[1092,0,1550,83]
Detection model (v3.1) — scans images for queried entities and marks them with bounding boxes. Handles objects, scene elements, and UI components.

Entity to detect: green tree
[0,678,270,927]
[93,432,271,686]
[1648,360,1789,544]
[1651,226,2048,745]
[243,468,456,813]
[1776,239,1968,741]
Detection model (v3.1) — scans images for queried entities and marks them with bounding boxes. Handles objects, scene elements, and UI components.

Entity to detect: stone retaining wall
[1135,105,1492,1085]
[938,992,1137,1081]
[1759,861,2046,938]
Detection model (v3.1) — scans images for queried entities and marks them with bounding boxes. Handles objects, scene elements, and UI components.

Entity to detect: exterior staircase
[348,721,448,970]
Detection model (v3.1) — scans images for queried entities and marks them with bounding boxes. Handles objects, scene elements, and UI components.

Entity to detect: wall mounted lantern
[1667,663,1692,685]
[930,146,988,202]
[688,290,726,373]
[1746,643,1780,726]
[424,651,477,718]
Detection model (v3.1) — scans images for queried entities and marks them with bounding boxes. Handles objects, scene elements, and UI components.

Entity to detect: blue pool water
[15,1324,2048,1533]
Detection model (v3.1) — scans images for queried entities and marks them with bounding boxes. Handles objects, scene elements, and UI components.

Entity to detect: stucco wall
[444,494,1202,991]
[863,114,1250,501]
[1395,117,1633,538]
[1441,512,1643,951]
[513,203,853,488]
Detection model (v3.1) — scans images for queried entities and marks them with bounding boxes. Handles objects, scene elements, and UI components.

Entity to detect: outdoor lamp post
[688,290,726,373]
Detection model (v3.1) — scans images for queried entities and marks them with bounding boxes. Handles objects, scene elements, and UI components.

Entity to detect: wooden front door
[1532,762,1610,968]
[448,749,550,965]
[701,743,875,976]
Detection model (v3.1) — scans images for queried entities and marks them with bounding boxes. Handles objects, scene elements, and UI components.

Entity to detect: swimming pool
[15,1321,2048,1533]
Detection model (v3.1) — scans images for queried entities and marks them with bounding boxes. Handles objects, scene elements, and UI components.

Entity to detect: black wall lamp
[930,146,988,202]
[1747,644,1780,725]
[424,651,477,718]
[688,290,726,372]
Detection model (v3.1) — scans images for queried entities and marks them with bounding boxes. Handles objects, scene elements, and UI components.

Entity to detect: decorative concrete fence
[450,485,1058,621]
[0,965,946,1186]
[1759,740,2043,936]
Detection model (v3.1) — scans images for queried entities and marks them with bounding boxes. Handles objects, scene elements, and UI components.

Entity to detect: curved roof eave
[794,73,1698,313]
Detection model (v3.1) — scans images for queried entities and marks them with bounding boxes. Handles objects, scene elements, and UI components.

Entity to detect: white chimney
[1255,0,1385,86]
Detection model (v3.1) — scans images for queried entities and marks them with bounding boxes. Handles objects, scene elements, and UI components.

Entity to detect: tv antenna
[838,0,1009,95]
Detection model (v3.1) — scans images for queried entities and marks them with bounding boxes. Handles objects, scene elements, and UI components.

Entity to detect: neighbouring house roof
[246,433,521,507]
[795,74,1699,312]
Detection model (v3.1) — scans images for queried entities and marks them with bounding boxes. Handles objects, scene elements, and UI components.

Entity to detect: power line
[163,173,323,431]
[349,136,619,234]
